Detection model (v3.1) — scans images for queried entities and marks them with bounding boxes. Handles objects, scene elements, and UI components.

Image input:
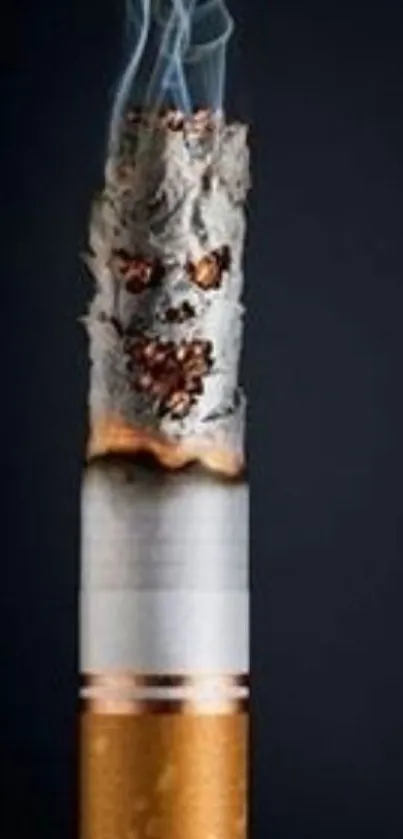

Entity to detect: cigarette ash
[85,110,249,455]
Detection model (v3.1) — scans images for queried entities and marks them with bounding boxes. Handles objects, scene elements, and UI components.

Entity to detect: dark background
[1,0,403,837]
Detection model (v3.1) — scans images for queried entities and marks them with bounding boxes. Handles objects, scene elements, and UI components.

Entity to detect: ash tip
[122,106,246,134]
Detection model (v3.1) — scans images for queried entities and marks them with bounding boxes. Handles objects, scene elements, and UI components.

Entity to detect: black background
[1,1,403,837]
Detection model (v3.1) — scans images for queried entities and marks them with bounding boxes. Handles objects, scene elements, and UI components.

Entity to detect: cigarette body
[80,111,250,839]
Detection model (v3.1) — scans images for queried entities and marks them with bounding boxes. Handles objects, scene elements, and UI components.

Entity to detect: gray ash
[86,113,249,458]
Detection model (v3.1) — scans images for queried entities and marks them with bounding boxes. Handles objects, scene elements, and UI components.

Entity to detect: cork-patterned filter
[80,711,248,839]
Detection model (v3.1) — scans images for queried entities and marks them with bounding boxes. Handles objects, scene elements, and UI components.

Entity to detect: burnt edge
[85,451,248,485]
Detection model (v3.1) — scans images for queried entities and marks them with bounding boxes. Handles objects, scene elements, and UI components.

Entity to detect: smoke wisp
[109,0,234,148]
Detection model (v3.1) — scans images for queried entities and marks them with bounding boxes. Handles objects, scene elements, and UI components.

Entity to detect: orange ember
[87,416,244,478]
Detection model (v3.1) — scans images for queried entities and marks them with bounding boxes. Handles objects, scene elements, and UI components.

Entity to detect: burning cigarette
[80,3,250,838]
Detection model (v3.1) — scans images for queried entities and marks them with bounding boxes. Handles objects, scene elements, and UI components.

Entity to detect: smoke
[109,0,234,149]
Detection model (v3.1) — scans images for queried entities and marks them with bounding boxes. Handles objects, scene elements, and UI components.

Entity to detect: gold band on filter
[81,697,248,716]
[80,709,248,839]
[81,672,250,689]
[80,672,249,717]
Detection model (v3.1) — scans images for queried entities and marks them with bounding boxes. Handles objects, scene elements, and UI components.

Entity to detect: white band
[81,589,249,673]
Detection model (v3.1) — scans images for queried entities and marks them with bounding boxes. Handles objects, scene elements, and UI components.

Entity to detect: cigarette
[80,109,250,839]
